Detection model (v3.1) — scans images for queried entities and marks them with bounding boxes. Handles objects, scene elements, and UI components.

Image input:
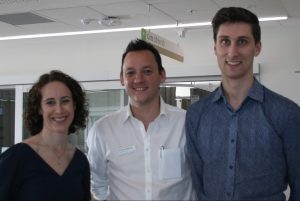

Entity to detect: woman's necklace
[37,134,69,166]
[52,146,67,165]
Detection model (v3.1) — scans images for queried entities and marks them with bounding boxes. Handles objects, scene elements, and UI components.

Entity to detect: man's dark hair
[121,39,164,75]
[212,7,261,44]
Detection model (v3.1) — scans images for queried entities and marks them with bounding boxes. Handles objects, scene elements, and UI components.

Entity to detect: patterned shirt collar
[212,77,264,103]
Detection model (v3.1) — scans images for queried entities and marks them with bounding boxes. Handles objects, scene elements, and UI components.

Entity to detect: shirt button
[229,165,233,169]
[231,139,235,143]
[145,148,149,152]
[226,192,231,196]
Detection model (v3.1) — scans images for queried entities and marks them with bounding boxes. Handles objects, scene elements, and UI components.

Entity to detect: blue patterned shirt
[186,78,300,200]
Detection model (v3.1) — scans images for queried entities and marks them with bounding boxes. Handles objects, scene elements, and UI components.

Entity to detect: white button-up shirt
[87,98,193,200]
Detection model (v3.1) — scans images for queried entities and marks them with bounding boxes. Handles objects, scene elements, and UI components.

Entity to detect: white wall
[0,25,299,105]
[259,25,300,105]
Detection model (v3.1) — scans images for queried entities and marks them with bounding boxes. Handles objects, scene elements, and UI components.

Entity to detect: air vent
[0,12,54,25]
[0,0,38,5]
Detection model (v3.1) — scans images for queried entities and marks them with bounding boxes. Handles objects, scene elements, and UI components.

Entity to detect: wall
[259,25,300,105]
[0,25,299,105]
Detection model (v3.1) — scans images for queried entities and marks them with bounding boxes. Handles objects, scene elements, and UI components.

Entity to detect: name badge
[119,145,136,156]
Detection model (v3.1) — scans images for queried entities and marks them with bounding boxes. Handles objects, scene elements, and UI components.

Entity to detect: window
[0,89,15,147]
[69,89,127,153]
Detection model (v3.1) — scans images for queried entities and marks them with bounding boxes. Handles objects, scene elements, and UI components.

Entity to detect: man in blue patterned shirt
[186,7,300,200]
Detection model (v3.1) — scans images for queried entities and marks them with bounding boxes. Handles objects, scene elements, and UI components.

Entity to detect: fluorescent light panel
[0,16,288,41]
[259,16,288,21]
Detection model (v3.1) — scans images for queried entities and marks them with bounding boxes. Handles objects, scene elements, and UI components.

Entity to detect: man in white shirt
[87,39,193,200]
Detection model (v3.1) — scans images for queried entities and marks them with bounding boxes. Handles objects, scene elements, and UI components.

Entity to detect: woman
[0,70,91,200]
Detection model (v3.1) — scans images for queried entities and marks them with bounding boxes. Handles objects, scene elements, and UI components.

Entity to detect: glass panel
[23,92,30,140]
[69,89,126,153]
[162,81,220,109]
[0,89,15,147]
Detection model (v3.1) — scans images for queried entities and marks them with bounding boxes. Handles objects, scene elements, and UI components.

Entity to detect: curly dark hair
[212,7,261,44]
[24,70,89,135]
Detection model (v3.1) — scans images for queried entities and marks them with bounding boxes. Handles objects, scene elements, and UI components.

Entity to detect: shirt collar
[247,78,264,102]
[212,77,264,103]
[122,96,168,123]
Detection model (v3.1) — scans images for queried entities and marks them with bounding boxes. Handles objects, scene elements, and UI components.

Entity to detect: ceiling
[0,0,298,38]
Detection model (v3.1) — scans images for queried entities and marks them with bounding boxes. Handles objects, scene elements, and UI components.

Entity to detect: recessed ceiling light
[99,16,122,27]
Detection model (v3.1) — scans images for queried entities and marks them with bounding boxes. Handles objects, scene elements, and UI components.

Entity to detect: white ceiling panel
[18,21,78,34]
[91,1,176,26]
[212,0,287,17]
[150,0,219,23]
[0,21,26,36]
[35,7,106,30]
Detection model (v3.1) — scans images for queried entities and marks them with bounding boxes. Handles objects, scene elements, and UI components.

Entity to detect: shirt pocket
[158,147,182,180]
